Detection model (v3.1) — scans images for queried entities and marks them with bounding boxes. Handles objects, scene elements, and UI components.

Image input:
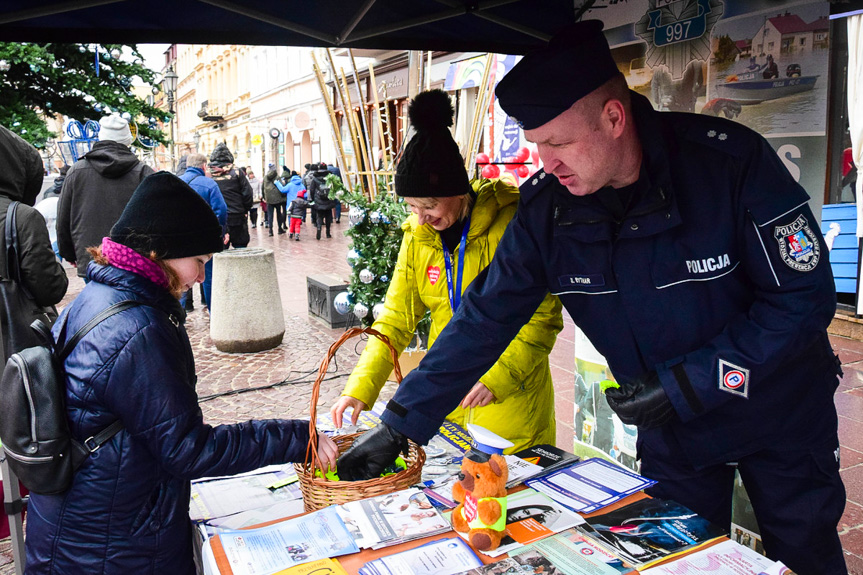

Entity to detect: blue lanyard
[442,216,471,313]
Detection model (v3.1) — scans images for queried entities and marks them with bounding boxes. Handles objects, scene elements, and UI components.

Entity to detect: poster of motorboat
[707,2,829,136]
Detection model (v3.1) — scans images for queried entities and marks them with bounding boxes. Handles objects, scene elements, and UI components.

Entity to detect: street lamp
[162,65,179,171]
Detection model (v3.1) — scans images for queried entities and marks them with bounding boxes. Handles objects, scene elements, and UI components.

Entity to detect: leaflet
[213,506,359,575]
[359,537,482,575]
[190,466,301,521]
[527,457,655,514]
[640,539,789,575]
[340,488,452,549]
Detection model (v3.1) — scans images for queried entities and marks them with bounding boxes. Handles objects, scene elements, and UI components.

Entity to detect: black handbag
[0,201,58,364]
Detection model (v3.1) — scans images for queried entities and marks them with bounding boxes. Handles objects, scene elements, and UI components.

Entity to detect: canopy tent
[0,0,578,54]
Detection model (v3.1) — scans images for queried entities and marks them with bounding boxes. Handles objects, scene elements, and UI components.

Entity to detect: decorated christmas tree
[330,175,409,326]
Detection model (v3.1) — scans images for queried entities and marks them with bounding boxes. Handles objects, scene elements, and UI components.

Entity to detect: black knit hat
[395,90,472,198]
[110,171,224,259]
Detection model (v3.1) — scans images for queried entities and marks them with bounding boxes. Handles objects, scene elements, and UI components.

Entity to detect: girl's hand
[315,431,339,474]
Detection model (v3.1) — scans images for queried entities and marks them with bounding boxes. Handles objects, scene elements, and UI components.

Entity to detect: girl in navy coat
[24,172,338,575]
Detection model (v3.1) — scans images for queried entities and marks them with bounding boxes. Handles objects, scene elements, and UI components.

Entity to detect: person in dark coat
[263,167,287,236]
[337,21,846,575]
[0,124,68,333]
[307,162,335,240]
[42,164,68,201]
[208,143,253,248]
[24,172,338,575]
[325,162,343,223]
[56,113,155,278]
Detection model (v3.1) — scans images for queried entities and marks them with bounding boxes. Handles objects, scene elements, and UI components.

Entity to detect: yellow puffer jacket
[343,178,563,452]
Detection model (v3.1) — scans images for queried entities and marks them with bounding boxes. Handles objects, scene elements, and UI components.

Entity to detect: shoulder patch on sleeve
[772,214,821,272]
[718,359,749,398]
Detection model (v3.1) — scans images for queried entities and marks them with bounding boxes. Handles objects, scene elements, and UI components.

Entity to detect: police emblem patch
[718,359,749,398]
[773,214,820,272]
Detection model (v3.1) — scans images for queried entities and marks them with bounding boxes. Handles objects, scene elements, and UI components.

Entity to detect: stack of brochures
[579,497,728,570]
[359,536,482,575]
[640,539,789,574]
[337,488,452,550]
[206,506,359,575]
[504,444,580,489]
[448,487,586,558]
[190,463,304,526]
[463,528,632,574]
[526,457,656,514]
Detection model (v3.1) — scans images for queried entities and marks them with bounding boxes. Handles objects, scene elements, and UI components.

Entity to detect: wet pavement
[2,217,863,573]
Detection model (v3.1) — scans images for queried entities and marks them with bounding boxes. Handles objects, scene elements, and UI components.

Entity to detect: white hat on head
[98,114,133,146]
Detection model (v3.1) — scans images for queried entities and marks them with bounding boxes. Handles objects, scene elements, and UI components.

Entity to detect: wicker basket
[294,327,426,511]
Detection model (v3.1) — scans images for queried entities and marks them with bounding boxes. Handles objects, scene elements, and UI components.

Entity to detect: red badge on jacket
[427,265,441,285]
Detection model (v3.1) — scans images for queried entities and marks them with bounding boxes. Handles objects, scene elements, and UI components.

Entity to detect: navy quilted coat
[25,264,310,574]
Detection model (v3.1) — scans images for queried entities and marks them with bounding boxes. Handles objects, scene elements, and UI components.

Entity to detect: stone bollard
[210,248,285,353]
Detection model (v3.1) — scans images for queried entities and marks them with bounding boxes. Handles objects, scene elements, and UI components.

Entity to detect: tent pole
[197,0,337,44]
[339,0,377,43]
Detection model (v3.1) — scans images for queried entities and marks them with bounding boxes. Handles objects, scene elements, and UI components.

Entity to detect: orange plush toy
[451,450,509,551]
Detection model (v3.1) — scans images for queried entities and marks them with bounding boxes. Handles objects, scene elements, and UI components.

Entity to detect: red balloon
[475,152,490,165]
[516,164,530,178]
[481,164,500,179]
[531,147,540,167]
[515,147,530,162]
[504,158,520,171]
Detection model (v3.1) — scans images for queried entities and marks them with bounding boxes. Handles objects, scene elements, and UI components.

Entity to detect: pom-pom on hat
[98,113,134,146]
[110,171,224,259]
[496,20,621,131]
[395,89,472,198]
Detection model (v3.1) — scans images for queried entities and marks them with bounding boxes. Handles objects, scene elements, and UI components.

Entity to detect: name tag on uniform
[559,274,605,288]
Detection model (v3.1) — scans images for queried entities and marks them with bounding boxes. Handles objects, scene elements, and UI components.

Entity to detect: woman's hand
[330,396,368,428]
[460,382,496,409]
[315,431,339,474]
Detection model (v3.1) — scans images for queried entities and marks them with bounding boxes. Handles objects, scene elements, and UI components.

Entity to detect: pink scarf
[101,237,169,289]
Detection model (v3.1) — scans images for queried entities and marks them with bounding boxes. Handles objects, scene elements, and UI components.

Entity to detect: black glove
[337,423,409,481]
[605,371,676,429]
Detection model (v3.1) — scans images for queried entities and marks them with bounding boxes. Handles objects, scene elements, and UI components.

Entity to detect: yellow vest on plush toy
[451,449,509,552]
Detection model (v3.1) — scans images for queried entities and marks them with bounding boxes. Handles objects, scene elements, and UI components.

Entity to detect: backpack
[0,300,142,494]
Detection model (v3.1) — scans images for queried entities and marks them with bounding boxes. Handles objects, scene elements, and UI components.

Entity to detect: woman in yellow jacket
[330,90,562,453]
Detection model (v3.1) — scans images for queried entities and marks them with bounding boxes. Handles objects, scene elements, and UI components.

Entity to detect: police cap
[496,20,621,130]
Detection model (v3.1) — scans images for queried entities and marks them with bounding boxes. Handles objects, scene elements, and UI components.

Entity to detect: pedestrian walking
[56,113,154,279]
[208,143,253,248]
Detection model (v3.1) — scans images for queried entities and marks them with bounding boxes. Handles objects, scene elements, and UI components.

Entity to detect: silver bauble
[333,291,352,315]
[370,210,382,224]
[359,269,375,284]
[348,207,365,225]
[346,248,361,267]
[373,302,386,320]
[353,302,369,320]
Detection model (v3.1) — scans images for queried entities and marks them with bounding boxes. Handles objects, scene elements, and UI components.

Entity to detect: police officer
[337,20,845,574]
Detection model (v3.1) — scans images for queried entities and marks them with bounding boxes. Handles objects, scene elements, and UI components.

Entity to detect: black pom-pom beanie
[110,171,224,259]
[395,89,472,198]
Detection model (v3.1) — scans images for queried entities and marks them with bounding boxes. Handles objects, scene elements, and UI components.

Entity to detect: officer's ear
[602,99,627,139]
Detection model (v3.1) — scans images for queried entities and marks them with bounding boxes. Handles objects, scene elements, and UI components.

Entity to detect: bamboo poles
[348,49,379,197]
[366,61,391,177]
[311,50,351,192]
[463,53,494,172]
[324,49,369,198]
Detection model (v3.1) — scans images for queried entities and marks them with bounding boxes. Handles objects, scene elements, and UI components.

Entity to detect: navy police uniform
[381,92,845,574]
